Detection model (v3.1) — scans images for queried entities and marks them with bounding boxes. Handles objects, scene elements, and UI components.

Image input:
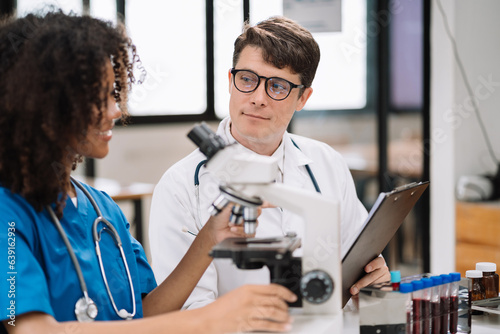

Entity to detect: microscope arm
[237,183,342,313]
[239,183,336,219]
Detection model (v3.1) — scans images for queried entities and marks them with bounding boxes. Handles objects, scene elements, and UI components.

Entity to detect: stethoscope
[46,177,136,322]
[191,139,321,232]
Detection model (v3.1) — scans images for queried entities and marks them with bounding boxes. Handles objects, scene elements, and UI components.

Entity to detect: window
[214,0,243,118]
[390,0,423,111]
[17,0,81,16]
[126,0,207,116]
[13,0,370,121]
[248,0,367,112]
[90,0,116,25]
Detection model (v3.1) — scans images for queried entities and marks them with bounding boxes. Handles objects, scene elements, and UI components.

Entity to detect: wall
[430,0,500,274]
[95,122,218,185]
[453,1,500,179]
[430,0,456,274]
[94,114,422,185]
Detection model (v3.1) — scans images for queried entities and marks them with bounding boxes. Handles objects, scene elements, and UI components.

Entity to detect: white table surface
[471,313,500,333]
[284,311,499,334]
[240,301,500,333]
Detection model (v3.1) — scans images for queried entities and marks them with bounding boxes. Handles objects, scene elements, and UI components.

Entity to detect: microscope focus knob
[300,270,334,304]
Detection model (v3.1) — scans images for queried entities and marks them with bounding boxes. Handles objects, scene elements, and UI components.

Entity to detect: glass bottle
[466,269,485,317]
[475,262,499,299]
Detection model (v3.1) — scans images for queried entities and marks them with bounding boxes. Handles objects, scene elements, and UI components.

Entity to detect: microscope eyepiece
[187,123,226,161]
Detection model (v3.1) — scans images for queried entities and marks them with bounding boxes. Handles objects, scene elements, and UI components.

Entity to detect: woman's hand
[349,256,390,295]
[202,284,297,333]
[148,204,263,315]
[202,204,261,245]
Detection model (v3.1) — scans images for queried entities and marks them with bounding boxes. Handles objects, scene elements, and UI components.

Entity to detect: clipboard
[341,181,429,307]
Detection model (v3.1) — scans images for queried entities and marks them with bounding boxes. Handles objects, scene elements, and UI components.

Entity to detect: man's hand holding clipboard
[341,181,430,307]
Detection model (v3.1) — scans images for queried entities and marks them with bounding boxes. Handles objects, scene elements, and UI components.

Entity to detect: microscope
[188,123,342,316]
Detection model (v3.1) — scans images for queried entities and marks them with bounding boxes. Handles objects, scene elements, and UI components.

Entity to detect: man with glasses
[149,16,390,310]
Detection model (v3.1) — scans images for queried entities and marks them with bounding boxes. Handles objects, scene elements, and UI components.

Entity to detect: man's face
[228,46,312,155]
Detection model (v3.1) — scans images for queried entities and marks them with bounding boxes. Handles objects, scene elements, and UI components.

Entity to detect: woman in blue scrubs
[0,11,296,334]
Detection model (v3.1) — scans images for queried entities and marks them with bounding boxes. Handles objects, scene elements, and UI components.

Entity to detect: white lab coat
[149,117,368,309]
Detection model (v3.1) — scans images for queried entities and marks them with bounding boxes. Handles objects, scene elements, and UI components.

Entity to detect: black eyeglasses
[230,68,304,101]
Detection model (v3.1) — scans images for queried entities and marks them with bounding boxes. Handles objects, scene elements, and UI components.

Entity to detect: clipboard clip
[387,181,429,198]
[391,182,424,194]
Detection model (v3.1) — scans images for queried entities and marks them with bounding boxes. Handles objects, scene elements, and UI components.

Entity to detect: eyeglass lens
[234,70,291,100]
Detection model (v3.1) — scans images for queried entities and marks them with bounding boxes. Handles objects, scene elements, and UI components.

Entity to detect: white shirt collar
[220,117,286,175]
[219,116,316,170]
[282,132,314,167]
[220,116,237,145]
[273,140,285,177]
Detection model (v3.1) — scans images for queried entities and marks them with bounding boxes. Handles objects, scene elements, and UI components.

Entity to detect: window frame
[2,0,379,125]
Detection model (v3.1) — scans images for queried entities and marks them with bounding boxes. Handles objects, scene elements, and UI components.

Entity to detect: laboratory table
[239,301,500,333]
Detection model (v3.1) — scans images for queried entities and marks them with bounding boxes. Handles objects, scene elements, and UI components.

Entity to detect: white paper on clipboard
[341,181,429,308]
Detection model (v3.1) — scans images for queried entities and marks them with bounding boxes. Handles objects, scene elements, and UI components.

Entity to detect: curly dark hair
[0,10,142,217]
[232,16,321,94]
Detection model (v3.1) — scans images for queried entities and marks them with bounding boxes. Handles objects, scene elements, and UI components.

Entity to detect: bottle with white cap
[475,262,499,298]
[466,270,485,318]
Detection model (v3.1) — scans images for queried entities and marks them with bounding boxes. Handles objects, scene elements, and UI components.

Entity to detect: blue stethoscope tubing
[193,139,321,230]
[288,139,321,194]
[46,177,136,322]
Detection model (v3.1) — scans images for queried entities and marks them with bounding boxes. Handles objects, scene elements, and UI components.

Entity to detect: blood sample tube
[449,272,461,333]
[391,270,401,291]
[430,276,442,334]
[439,274,451,334]
[412,280,424,334]
[421,278,432,334]
[400,282,414,334]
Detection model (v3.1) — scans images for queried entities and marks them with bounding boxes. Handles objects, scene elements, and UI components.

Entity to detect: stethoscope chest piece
[118,308,133,320]
[75,295,98,322]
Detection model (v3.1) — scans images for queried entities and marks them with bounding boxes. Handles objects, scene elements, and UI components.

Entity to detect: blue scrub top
[0,182,157,322]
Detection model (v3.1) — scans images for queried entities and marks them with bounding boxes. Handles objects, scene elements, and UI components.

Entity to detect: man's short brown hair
[232,16,320,90]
